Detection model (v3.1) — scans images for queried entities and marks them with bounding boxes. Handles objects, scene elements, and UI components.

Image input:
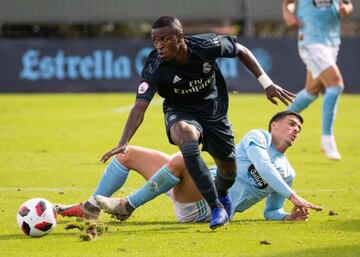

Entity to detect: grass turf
[0,93,359,257]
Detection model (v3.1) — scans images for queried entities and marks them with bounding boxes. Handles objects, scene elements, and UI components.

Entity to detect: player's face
[273,115,302,146]
[151,26,181,61]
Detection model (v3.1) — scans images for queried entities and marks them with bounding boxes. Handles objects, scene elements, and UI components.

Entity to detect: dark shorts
[164,111,235,161]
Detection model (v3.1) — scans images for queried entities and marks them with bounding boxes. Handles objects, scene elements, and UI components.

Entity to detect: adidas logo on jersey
[227,151,235,159]
[173,75,182,84]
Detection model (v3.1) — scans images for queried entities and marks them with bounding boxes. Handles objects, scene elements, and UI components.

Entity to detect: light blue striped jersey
[297,0,341,46]
[228,129,296,220]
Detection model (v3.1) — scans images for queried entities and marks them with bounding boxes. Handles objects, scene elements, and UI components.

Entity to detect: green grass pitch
[0,93,360,257]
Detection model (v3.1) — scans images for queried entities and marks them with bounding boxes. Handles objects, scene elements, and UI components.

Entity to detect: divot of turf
[65,221,108,241]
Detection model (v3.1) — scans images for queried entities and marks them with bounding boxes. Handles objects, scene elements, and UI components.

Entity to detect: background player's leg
[287,71,321,112]
[319,65,344,160]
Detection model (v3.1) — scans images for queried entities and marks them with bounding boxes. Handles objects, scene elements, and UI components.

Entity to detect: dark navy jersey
[137,34,238,118]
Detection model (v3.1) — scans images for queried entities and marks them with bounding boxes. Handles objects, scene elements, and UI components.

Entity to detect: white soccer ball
[17,198,57,237]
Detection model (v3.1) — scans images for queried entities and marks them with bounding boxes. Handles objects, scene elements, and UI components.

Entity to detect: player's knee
[322,69,344,86]
[170,123,200,146]
[114,148,133,167]
[168,153,186,177]
[304,82,323,95]
[114,154,128,167]
[328,75,343,86]
[305,87,321,96]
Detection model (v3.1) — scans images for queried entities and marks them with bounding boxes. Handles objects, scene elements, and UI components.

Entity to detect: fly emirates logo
[173,75,214,95]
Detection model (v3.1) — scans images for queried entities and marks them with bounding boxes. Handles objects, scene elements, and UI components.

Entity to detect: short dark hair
[152,15,183,34]
[268,111,303,132]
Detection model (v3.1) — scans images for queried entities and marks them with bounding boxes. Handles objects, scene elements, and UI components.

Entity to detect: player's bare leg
[318,65,344,160]
[288,71,322,113]
[116,146,170,180]
[168,153,203,203]
[56,146,170,219]
[97,150,181,220]
[305,71,323,95]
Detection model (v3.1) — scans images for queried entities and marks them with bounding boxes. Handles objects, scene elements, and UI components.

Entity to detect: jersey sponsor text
[173,74,214,95]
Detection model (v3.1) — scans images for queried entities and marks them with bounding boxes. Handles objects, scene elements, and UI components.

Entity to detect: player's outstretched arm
[246,145,295,198]
[264,191,321,221]
[288,192,323,212]
[101,100,150,163]
[236,43,295,106]
[264,85,296,106]
[264,193,309,221]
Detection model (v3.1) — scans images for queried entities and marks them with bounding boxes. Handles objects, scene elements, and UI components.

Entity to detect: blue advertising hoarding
[0,38,359,93]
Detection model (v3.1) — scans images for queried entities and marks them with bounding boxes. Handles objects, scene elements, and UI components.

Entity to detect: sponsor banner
[0,38,359,93]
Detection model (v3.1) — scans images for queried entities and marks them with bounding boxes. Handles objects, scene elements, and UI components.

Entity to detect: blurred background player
[99,16,295,228]
[56,111,322,223]
[282,0,353,160]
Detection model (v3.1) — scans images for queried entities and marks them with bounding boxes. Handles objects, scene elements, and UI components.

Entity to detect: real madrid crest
[202,62,211,74]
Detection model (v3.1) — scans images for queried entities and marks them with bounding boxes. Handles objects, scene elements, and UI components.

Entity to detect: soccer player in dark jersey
[100,16,295,229]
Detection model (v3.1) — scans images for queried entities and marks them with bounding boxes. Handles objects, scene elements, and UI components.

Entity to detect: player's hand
[289,192,323,212]
[265,85,296,106]
[283,10,301,27]
[100,144,128,163]
[284,207,309,221]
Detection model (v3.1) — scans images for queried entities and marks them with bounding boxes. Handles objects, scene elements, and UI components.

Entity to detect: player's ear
[176,32,183,43]
[270,121,277,132]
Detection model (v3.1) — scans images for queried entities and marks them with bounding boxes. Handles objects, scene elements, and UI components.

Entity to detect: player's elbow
[263,209,280,220]
[263,211,271,220]
[236,43,249,59]
[115,146,136,168]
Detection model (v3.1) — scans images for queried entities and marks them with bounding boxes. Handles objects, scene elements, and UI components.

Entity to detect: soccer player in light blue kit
[282,0,353,160]
[57,111,322,222]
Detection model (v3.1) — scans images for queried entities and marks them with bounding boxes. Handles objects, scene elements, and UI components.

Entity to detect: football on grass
[17,198,57,237]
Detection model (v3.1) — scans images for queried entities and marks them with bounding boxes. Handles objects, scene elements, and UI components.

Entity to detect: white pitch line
[297,189,350,192]
[0,187,354,193]
[0,187,85,192]
[112,99,162,113]
[0,187,138,192]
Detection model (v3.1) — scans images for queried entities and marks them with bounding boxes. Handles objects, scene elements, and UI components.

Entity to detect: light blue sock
[128,165,180,208]
[287,89,317,113]
[93,157,130,197]
[322,86,343,135]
